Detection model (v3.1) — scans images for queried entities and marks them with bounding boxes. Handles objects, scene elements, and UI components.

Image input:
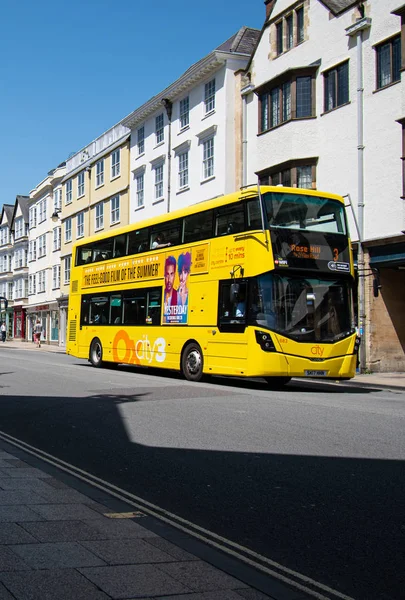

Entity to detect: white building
[27,162,66,345]
[122,27,260,221]
[242,0,405,372]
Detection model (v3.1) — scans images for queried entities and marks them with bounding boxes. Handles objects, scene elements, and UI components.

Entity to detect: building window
[204,79,216,114]
[15,217,24,239]
[324,61,349,112]
[95,203,104,230]
[53,227,61,251]
[180,97,189,129]
[258,158,317,189]
[154,164,164,199]
[29,274,36,295]
[178,151,189,188]
[65,218,72,243]
[111,149,121,178]
[64,256,71,284]
[156,114,164,144]
[53,188,62,212]
[38,234,46,258]
[96,159,104,187]
[77,212,84,238]
[136,174,144,207]
[65,180,72,204]
[259,70,315,132]
[137,126,145,155]
[399,118,405,199]
[376,35,401,89]
[273,5,305,55]
[0,226,10,245]
[29,207,37,229]
[203,137,214,179]
[38,270,46,293]
[111,195,120,224]
[296,6,304,44]
[52,265,60,289]
[276,21,283,55]
[38,199,47,223]
[77,172,85,197]
[29,240,37,262]
[286,14,293,50]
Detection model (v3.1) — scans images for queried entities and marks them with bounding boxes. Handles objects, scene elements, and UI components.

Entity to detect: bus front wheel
[90,338,103,368]
[265,376,291,388]
[181,342,204,382]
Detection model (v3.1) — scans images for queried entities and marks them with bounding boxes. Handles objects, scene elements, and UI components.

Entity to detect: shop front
[26,302,60,346]
[13,305,26,340]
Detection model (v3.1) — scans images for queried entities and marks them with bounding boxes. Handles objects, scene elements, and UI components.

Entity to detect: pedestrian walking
[1,322,6,343]
[34,319,42,348]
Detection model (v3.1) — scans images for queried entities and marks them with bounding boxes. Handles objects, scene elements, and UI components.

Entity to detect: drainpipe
[241,84,255,187]
[162,99,173,213]
[346,16,371,373]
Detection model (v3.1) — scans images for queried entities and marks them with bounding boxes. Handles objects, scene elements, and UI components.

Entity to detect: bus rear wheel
[90,338,103,368]
[265,376,291,388]
[182,343,204,382]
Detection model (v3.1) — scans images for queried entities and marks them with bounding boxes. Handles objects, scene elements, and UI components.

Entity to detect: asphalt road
[0,349,404,600]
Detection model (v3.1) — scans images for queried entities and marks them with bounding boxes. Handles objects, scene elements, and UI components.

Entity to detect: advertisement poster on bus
[163,250,192,324]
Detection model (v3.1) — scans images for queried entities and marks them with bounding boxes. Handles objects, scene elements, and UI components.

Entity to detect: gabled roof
[318,0,360,16]
[0,204,14,227]
[216,26,261,55]
[11,195,30,228]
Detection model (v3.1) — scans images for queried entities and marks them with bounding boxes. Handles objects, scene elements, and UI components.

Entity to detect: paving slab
[10,541,106,569]
[156,560,250,592]
[81,537,177,564]
[19,519,110,542]
[0,523,38,544]
[78,563,191,597]
[0,569,110,600]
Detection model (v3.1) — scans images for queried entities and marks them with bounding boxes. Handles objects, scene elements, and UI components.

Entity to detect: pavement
[0,339,404,600]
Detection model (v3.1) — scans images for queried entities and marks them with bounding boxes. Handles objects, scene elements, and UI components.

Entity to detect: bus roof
[74,185,345,248]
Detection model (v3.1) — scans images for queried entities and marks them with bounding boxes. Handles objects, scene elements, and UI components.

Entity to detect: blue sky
[0,0,264,209]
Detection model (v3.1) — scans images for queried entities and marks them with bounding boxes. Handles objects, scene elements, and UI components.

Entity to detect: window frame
[65,180,72,205]
[204,79,216,114]
[258,67,317,133]
[77,172,85,198]
[111,195,120,224]
[65,218,72,243]
[178,151,189,189]
[375,34,401,90]
[155,113,164,144]
[202,137,214,180]
[180,96,190,129]
[137,126,145,155]
[323,60,349,112]
[95,202,104,231]
[154,163,164,200]
[111,149,121,179]
[258,157,318,190]
[96,159,104,187]
[77,212,84,238]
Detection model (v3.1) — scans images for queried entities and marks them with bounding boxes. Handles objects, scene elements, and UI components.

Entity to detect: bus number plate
[305,370,327,377]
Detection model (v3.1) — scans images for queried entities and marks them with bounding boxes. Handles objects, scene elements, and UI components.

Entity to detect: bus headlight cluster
[255,330,276,352]
[354,336,361,354]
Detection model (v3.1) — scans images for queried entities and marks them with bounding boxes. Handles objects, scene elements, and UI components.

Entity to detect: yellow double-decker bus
[66,185,359,386]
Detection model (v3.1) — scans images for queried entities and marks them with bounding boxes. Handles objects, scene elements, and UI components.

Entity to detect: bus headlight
[255,330,276,352]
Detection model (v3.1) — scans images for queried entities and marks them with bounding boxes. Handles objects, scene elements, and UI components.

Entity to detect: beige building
[59,123,131,344]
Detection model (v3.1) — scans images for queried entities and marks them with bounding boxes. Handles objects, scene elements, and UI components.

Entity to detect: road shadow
[0,388,404,600]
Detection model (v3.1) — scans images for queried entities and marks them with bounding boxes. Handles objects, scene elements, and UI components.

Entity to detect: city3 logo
[112,331,166,365]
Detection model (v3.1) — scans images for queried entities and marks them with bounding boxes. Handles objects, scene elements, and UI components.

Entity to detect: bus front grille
[69,320,77,342]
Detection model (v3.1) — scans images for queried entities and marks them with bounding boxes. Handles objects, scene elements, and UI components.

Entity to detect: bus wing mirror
[230,283,240,304]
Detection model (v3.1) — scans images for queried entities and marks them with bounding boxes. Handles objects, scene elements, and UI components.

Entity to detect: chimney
[264,0,276,20]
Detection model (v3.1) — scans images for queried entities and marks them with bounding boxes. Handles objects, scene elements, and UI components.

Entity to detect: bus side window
[128,229,149,256]
[215,204,245,236]
[183,210,214,243]
[113,234,127,258]
[147,288,162,325]
[122,290,147,325]
[151,220,181,248]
